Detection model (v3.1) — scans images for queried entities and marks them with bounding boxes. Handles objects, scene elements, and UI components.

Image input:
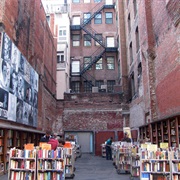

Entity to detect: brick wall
[61,93,128,132]
[126,0,180,127]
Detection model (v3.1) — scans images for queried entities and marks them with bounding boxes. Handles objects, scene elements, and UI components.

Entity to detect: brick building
[0,0,179,172]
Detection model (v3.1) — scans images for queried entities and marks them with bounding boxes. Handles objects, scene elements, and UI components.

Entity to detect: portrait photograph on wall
[0,32,39,127]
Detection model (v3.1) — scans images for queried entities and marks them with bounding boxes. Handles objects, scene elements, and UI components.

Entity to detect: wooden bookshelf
[162,120,169,144]
[139,116,180,148]
[169,118,178,147]
[0,129,4,175]
[151,123,157,144]
[0,128,44,176]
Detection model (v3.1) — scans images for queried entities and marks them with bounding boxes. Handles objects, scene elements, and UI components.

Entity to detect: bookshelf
[169,118,178,147]
[0,129,4,175]
[151,123,157,144]
[13,131,21,149]
[139,116,180,148]
[5,129,14,173]
[37,147,65,180]
[157,122,162,147]
[116,144,131,174]
[171,149,180,180]
[75,144,81,158]
[130,146,140,179]
[140,125,150,142]
[64,147,75,178]
[8,148,37,180]
[140,148,171,180]
[0,128,44,176]
[101,144,106,158]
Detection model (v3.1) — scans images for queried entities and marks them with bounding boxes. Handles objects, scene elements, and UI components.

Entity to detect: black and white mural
[0,32,39,127]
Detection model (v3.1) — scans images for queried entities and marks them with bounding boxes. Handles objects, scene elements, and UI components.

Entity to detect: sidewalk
[1,154,132,180]
[73,153,131,180]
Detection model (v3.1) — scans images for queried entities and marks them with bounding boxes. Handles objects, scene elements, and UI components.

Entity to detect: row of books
[142,161,170,172]
[10,171,35,180]
[141,150,169,160]
[10,149,36,158]
[10,159,35,169]
[37,159,64,170]
[38,149,64,159]
[38,172,64,180]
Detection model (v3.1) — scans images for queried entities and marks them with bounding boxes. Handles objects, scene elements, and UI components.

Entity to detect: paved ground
[1,153,135,180]
[73,153,131,180]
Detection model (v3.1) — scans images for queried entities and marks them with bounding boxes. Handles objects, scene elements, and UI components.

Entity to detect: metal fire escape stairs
[79,1,115,88]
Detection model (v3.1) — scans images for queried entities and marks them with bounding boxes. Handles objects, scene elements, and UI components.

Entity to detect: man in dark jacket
[105,137,113,160]
[121,132,131,142]
[40,130,52,142]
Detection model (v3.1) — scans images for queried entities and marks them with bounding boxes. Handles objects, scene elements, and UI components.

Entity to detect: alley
[73,154,131,180]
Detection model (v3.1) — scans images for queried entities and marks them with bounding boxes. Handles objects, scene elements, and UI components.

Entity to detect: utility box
[92,87,99,93]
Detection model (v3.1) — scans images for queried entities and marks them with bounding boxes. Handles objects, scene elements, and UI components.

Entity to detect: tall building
[70,0,119,93]
[42,0,71,100]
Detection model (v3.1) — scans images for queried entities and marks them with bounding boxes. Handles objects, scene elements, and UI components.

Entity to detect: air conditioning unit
[100,85,107,92]
[55,7,61,13]
[67,89,72,93]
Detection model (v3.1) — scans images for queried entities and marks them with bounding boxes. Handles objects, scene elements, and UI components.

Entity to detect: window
[106,37,114,47]
[84,57,92,70]
[58,26,66,41]
[94,13,102,24]
[84,81,92,92]
[138,62,142,86]
[94,0,102,2]
[105,12,113,24]
[95,58,103,70]
[73,0,80,3]
[46,15,50,25]
[129,42,133,63]
[72,81,80,93]
[128,14,131,33]
[84,0,90,3]
[72,34,80,46]
[84,34,91,46]
[95,80,103,89]
[107,57,114,70]
[95,34,103,46]
[130,73,135,97]
[133,0,137,17]
[84,13,91,24]
[71,60,80,75]
[135,27,140,52]
[107,80,115,92]
[57,52,65,63]
[72,16,80,25]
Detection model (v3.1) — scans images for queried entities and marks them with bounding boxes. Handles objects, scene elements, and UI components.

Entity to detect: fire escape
[70,1,118,88]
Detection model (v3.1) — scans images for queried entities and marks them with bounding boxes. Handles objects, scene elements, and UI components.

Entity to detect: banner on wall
[0,32,39,127]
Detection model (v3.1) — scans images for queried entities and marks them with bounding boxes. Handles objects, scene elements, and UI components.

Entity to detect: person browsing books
[105,137,113,160]
[121,132,131,142]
